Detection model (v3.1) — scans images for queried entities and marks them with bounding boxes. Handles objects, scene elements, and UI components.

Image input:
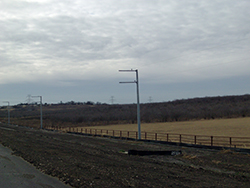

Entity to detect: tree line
[1,94,250,128]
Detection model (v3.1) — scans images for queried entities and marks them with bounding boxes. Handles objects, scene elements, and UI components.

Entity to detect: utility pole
[119,69,141,140]
[32,96,43,129]
[3,101,10,124]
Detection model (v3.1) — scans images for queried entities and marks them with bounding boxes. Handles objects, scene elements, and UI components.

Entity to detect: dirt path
[0,123,249,187]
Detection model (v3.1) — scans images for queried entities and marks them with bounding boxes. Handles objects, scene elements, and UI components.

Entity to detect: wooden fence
[47,126,250,149]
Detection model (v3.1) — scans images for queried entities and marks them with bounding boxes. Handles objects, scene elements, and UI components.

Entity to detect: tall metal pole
[119,69,141,140]
[40,96,43,129]
[3,101,10,124]
[32,96,43,129]
[135,70,141,140]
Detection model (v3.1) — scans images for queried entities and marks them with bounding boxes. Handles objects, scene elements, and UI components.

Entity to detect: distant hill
[1,94,250,127]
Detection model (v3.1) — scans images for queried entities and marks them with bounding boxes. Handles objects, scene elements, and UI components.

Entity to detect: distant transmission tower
[26,94,33,111]
[148,96,153,103]
[110,96,115,104]
[26,94,32,104]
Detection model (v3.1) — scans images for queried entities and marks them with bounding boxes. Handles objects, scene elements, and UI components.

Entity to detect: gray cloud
[0,0,250,103]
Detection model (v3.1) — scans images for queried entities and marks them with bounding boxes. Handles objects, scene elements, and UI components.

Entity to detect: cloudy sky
[1,0,250,105]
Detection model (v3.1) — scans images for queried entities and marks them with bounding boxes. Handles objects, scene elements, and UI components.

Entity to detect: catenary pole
[119,69,141,140]
[3,101,10,124]
[32,96,43,129]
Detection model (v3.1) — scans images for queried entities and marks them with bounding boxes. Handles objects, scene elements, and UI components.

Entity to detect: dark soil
[0,123,250,188]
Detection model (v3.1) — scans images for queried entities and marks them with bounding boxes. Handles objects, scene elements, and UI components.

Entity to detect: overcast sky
[1,0,250,105]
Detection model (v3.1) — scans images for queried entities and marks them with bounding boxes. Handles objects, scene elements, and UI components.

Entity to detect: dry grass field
[80,117,250,137]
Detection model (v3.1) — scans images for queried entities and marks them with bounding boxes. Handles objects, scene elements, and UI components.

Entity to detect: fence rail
[47,126,250,149]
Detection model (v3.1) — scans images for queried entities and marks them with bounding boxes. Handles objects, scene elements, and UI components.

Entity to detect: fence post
[127,131,129,138]
[167,134,169,142]
[229,137,232,147]
[194,136,197,145]
[136,132,138,139]
[90,129,92,135]
[120,131,122,138]
[113,130,115,137]
[95,129,97,135]
[155,133,157,141]
[211,136,213,146]
[145,132,147,140]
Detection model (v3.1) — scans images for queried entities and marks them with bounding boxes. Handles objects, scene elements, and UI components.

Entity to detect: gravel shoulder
[0,123,250,188]
[0,143,71,188]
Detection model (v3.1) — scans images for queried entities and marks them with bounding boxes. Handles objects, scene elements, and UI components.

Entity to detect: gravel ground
[0,123,250,188]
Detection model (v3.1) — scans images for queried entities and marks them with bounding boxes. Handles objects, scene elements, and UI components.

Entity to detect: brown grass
[79,117,250,137]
